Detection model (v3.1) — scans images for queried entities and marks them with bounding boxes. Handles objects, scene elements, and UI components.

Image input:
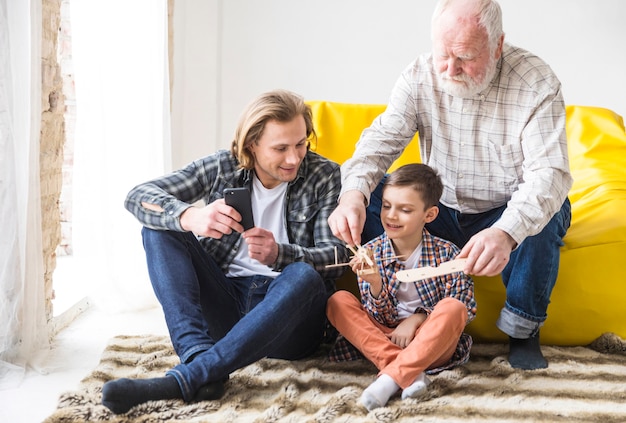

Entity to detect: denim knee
[280,262,325,294]
[141,226,194,253]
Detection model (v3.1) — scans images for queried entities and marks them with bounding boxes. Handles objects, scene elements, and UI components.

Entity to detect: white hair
[432,0,504,51]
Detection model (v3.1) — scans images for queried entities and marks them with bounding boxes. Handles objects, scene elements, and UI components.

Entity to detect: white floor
[0,257,169,423]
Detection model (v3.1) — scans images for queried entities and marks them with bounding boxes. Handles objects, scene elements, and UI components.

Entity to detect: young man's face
[381,186,437,244]
[249,116,308,189]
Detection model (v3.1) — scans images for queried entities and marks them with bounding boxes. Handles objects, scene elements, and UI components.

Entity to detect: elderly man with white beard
[328,0,572,370]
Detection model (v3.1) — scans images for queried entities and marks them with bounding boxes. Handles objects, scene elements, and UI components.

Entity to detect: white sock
[359,374,400,411]
[401,372,431,400]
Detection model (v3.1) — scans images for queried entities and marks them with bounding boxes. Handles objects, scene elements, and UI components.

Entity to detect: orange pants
[326,291,467,389]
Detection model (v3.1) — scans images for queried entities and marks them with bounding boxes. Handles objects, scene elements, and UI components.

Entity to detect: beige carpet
[44,333,626,423]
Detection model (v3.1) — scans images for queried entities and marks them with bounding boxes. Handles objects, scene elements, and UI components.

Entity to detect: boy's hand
[388,313,426,348]
[350,255,382,296]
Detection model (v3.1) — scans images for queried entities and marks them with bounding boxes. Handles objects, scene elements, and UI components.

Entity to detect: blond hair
[230,89,316,169]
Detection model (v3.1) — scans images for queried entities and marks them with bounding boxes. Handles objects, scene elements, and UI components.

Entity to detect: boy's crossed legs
[327,292,467,410]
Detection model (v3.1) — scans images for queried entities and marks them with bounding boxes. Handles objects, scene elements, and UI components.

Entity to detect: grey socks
[102,375,225,414]
[509,332,548,370]
[102,376,182,414]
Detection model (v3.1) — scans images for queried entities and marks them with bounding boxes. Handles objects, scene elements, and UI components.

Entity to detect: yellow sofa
[308,101,626,346]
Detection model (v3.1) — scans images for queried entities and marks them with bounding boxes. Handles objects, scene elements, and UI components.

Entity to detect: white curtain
[69,0,170,312]
[0,0,48,389]
[0,0,170,389]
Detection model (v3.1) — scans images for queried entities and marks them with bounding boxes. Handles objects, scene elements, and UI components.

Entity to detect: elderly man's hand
[459,227,516,276]
[328,190,367,246]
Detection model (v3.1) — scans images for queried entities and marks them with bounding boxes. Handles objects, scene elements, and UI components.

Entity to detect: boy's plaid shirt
[329,229,476,373]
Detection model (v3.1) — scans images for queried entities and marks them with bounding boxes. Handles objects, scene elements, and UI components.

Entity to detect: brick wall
[40,0,174,320]
[57,0,75,257]
[41,0,64,321]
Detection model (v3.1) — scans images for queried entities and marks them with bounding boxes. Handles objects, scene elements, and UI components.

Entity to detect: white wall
[171,0,626,168]
[170,0,221,170]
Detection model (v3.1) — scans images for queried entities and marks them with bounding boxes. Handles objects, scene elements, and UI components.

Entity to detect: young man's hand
[243,227,278,266]
[179,199,246,238]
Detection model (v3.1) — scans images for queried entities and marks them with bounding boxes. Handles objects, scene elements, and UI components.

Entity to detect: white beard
[438,55,498,98]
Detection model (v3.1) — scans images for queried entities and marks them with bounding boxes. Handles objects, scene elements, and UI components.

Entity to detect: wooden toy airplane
[395,258,468,283]
[326,244,403,276]
[326,244,376,275]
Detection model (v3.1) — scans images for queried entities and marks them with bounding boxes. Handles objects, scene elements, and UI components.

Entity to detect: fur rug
[44,333,626,423]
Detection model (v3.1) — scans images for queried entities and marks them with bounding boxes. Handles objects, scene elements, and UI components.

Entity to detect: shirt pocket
[486,138,522,196]
[287,203,319,224]
[286,203,320,245]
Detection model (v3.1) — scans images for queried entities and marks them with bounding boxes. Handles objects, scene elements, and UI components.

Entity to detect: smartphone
[223,187,254,230]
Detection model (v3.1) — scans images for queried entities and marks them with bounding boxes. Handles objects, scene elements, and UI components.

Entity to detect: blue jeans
[141,228,328,401]
[365,178,572,338]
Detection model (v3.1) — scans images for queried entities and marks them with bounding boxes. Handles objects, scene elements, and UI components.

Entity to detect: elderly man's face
[432,11,502,98]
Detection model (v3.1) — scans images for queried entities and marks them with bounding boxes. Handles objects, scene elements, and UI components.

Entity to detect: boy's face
[249,116,308,189]
[381,186,438,243]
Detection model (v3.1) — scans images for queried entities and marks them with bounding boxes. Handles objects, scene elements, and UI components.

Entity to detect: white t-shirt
[226,177,289,278]
[396,242,425,319]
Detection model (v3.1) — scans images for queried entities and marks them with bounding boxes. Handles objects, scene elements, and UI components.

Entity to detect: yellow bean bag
[308,101,626,346]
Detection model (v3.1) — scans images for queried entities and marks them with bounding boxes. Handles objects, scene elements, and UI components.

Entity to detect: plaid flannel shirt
[341,43,572,247]
[329,229,476,374]
[124,149,349,292]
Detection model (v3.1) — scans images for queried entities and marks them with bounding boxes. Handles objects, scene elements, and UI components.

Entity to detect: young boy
[326,163,476,411]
